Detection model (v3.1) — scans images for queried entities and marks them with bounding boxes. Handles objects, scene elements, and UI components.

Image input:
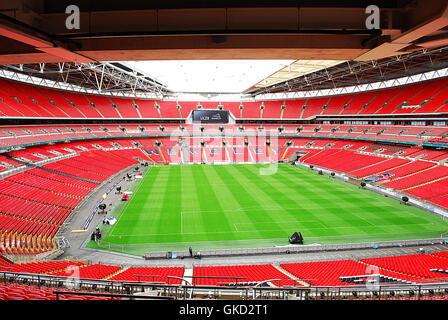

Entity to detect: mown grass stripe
[99,164,448,252]
[216,165,285,240]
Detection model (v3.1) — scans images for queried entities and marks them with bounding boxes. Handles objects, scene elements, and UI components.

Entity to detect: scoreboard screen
[192,110,229,123]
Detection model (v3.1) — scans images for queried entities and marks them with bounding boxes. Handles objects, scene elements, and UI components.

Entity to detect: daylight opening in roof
[124,60,295,94]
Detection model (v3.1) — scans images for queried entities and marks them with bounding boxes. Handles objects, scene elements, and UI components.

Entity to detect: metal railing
[1,270,448,300]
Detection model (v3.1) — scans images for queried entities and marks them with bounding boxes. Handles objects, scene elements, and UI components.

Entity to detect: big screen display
[192,110,229,123]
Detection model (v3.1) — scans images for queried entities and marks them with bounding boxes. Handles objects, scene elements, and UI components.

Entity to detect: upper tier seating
[86,95,121,118]
[1,76,447,120]
[261,101,283,119]
[321,94,352,115]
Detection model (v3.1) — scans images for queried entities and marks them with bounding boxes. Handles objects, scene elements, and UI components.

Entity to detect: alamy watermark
[365,5,380,30]
[64,4,381,31]
[65,5,80,30]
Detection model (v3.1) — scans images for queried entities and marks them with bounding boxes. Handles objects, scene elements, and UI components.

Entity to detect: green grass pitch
[92,164,448,255]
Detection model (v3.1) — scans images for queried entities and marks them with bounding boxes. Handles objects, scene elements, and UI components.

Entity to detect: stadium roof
[123,60,295,94]
[2,46,448,101]
[248,45,448,96]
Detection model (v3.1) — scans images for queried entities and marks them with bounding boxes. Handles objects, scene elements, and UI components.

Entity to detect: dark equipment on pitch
[402,196,409,204]
[126,173,132,180]
[360,182,366,188]
[193,252,202,259]
[91,227,102,241]
[116,186,122,194]
[318,170,323,175]
[289,231,304,244]
[98,203,106,214]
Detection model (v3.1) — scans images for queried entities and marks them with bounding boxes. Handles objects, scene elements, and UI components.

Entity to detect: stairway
[383,164,437,182]
[103,266,128,280]
[402,174,448,191]
[273,265,310,287]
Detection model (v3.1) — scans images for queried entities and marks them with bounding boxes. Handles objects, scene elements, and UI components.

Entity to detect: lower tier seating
[1,135,448,257]
[361,254,448,281]
[1,251,448,300]
[108,266,185,284]
[192,264,298,287]
[49,263,121,280]
[0,283,119,300]
[280,259,423,287]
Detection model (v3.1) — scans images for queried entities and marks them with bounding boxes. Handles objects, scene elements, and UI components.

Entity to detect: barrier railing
[2,270,448,301]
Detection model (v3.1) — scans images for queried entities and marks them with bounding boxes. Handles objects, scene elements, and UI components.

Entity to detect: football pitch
[92,164,448,255]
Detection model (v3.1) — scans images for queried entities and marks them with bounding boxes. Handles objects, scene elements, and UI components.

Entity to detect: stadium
[0,0,448,306]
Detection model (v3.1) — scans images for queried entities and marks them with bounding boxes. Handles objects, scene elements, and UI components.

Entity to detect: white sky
[125,60,295,93]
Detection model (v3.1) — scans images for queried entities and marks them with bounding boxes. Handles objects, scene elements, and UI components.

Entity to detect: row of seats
[6,170,93,197]
[381,166,448,190]
[108,266,185,284]
[1,135,447,256]
[41,149,138,183]
[302,149,386,173]
[49,263,122,280]
[0,259,84,274]
[0,147,141,255]
[2,123,448,152]
[0,251,446,300]
[0,179,82,209]
[192,264,297,287]
[349,158,410,179]
[1,76,448,119]
[0,283,118,300]
[361,253,448,280]
[280,259,424,287]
